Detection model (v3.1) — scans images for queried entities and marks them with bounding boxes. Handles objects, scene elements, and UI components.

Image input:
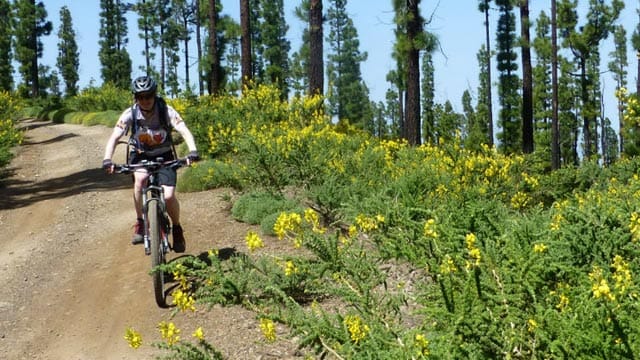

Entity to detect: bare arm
[104,126,125,161]
[174,122,197,152]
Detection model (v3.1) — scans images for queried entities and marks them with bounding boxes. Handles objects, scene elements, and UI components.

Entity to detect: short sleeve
[116,107,134,131]
[166,105,184,128]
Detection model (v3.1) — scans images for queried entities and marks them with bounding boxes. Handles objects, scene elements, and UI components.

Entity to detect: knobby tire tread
[149,199,166,307]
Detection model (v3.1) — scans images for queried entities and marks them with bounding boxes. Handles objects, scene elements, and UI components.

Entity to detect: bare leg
[133,171,149,219]
[163,185,180,226]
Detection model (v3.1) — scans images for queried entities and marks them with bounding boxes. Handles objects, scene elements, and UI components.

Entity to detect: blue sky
[40,1,639,127]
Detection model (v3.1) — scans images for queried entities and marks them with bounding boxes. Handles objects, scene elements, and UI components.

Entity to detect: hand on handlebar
[186,151,200,165]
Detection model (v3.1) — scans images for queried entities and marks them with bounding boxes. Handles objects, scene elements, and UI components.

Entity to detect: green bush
[67,82,131,112]
[231,191,298,225]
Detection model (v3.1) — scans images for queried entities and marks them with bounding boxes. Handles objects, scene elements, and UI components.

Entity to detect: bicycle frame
[141,173,171,256]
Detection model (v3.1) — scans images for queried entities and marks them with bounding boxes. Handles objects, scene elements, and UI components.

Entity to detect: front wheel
[148,199,167,307]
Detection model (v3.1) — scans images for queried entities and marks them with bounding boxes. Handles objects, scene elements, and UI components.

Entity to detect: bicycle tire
[148,199,167,307]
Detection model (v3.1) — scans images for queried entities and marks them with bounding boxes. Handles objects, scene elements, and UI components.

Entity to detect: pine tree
[421,50,435,144]
[56,6,79,97]
[558,0,623,160]
[433,101,463,144]
[326,0,370,128]
[219,17,241,95]
[134,0,156,76]
[478,0,494,146]
[13,0,52,97]
[609,24,627,155]
[0,0,13,91]
[495,0,520,154]
[290,1,311,97]
[174,0,196,91]
[551,0,561,169]
[207,0,221,94]
[99,0,132,89]
[476,45,492,146]
[532,10,553,163]
[260,0,290,99]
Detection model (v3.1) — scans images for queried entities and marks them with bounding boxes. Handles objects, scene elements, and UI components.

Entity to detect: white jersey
[115,100,185,156]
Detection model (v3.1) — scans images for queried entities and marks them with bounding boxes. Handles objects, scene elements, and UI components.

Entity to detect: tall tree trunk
[405,0,422,145]
[483,0,494,146]
[208,0,220,94]
[142,0,151,74]
[160,25,166,87]
[551,0,560,169]
[183,15,190,91]
[240,0,252,91]
[579,58,593,159]
[29,0,38,97]
[520,0,533,153]
[196,0,204,95]
[309,0,323,96]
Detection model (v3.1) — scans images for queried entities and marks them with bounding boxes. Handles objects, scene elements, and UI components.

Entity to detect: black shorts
[129,151,177,186]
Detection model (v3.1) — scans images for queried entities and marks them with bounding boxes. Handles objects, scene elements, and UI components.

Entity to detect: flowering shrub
[123,85,640,359]
[0,92,24,167]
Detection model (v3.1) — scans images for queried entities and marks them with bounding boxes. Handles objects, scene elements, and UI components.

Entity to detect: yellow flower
[355,214,379,232]
[511,191,531,210]
[348,225,357,238]
[304,208,326,234]
[245,231,264,252]
[172,263,188,290]
[629,212,640,242]
[465,233,477,249]
[527,319,538,333]
[260,318,277,342]
[172,288,196,312]
[612,255,632,296]
[124,326,142,349]
[283,260,298,276]
[192,327,205,341]
[589,266,615,302]
[158,321,181,345]
[465,233,481,267]
[423,219,438,239]
[533,243,548,253]
[550,213,564,231]
[344,315,370,344]
[414,333,429,356]
[273,212,302,240]
[439,255,457,275]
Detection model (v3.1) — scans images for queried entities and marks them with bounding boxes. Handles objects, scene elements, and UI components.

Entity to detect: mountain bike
[115,157,186,307]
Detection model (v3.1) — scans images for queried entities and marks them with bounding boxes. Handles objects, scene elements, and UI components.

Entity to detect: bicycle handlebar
[114,158,188,174]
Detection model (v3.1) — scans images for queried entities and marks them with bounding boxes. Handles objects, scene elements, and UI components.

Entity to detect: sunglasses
[135,93,155,101]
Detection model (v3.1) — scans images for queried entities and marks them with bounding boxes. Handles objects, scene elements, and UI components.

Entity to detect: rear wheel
[149,199,167,307]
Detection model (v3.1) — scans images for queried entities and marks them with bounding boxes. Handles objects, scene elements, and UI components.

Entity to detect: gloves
[187,151,200,163]
[102,159,113,171]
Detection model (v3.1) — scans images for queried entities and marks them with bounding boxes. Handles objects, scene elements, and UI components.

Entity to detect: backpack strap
[155,96,178,159]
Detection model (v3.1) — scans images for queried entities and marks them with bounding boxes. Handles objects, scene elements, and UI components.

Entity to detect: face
[135,92,155,111]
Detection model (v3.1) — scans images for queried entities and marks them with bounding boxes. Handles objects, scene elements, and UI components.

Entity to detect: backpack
[126,96,177,162]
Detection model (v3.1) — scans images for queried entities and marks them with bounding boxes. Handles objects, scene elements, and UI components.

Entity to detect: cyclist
[102,75,199,253]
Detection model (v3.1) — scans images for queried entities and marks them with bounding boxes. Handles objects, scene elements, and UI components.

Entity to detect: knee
[164,187,177,201]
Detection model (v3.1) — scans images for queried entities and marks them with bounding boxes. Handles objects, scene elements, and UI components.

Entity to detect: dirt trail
[0,120,301,359]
